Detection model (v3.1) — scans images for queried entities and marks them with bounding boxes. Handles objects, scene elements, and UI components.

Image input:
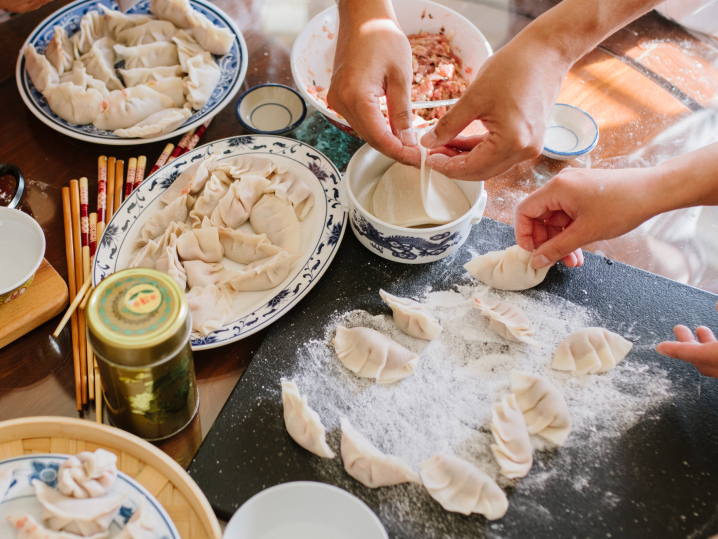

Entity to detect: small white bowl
[0,206,45,305]
[542,103,599,160]
[235,84,307,135]
[342,144,487,264]
[223,482,388,539]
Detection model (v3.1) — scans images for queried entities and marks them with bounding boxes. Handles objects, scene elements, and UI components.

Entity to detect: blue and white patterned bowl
[0,454,179,538]
[542,103,599,161]
[235,84,307,135]
[342,144,487,264]
[93,135,346,350]
[15,0,248,145]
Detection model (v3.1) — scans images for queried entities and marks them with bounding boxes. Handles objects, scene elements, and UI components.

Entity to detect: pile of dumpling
[24,0,233,138]
[5,448,158,539]
[281,245,635,521]
[128,154,313,336]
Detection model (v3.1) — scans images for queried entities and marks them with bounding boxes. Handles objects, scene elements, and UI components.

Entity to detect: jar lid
[86,269,189,366]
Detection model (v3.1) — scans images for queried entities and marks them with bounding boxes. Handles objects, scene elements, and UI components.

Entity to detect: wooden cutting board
[0,258,68,349]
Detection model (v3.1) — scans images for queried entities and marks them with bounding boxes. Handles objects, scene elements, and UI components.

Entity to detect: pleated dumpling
[46,27,73,76]
[58,449,117,499]
[119,64,184,87]
[114,502,155,539]
[132,195,189,250]
[150,0,193,29]
[155,233,187,290]
[25,44,59,94]
[264,171,315,221]
[464,245,550,291]
[159,154,217,205]
[250,194,301,254]
[510,370,571,446]
[176,226,224,263]
[340,418,420,488]
[332,326,418,384]
[218,228,283,265]
[226,252,302,292]
[172,30,206,71]
[113,42,180,70]
[117,20,178,46]
[45,83,105,126]
[210,176,270,229]
[186,10,234,55]
[129,221,187,266]
[33,479,126,536]
[210,155,280,180]
[93,85,176,131]
[553,328,632,376]
[72,10,106,57]
[184,260,231,289]
[98,4,152,39]
[379,289,442,341]
[189,174,229,228]
[113,107,191,138]
[80,37,122,91]
[491,394,533,479]
[282,381,335,459]
[473,297,539,348]
[146,77,185,108]
[186,284,233,335]
[59,61,109,97]
[183,52,221,110]
[419,455,508,519]
[8,515,108,539]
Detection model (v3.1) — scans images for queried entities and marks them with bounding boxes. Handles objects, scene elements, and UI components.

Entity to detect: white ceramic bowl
[0,207,45,305]
[224,482,388,539]
[291,0,492,138]
[235,84,307,135]
[542,103,599,160]
[342,144,487,264]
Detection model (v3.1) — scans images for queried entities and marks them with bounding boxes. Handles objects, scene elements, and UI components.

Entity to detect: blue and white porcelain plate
[0,454,180,538]
[15,0,248,145]
[93,135,346,350]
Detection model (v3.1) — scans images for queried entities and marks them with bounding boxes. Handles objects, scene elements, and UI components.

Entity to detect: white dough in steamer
[57,448,117,499]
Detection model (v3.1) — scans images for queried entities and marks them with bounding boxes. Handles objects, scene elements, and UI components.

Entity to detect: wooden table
[0,0,716,471]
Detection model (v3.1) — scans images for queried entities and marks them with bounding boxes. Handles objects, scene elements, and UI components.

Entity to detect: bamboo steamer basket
[0,417,221,539]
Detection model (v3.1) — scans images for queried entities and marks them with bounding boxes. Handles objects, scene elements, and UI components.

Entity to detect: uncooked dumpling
[45,83,105,126]
[379,289,442,341]
[176,227,224,263]
[58,448,117,499]
[332,326,418,384]
[132,194,189,250]
[119,65,184,87]
[218,228,283,265]
[189,174,229,228]
[210,176,270,229]
[186,284,233,335]
[474,297,539,348]
[340,418,420,488]
[184,260,230,289]
[113,42,180,70]
[33,480,126,536]
[464,245,550,291]
[186,9,234,55]
[419,454,508,519]
[93,86,176,131]
[129,222,187,266]
[249,194,301,254]
[80,37,122,91]
[510,370,571,446]
[150,0,193,29]
[183,52,221,110]
[159,154,217,205]
[117,20,178,46]
[264,171,315,220]
[72,10,106,57]
[155,233,187,290]
[553,328,632,375]
[113,107,191,138]
[225,252,302,292]
[98,5,152,40]
[46,27,73,76]
[491,394,533,479]
[8,515,108,539]
[372,162,469,227]
[25,44,59,94]
[282,381,335,459]
[59,61,109,97]
[210,155,279,180]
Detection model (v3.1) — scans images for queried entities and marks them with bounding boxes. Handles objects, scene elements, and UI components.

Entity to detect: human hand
[328,1,419,165]
[656,305,718,378]
[418,33,568,182]
[514,166,661,269]
[0,0,53,12]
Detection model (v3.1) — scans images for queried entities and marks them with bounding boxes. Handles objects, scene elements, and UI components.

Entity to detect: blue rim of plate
[15,0,248,146]
[92,135,346,350]
[0,454,180,539]
[235,83,308,135]
[543,103,599,156]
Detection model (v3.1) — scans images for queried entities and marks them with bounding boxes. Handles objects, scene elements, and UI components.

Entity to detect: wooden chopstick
[124,157,137,199]
[53,276,91,337]
[168,129,196,163]
[95,367,102,424]
[184,118,212,154]
[98,156,107,225]
[106,156,116,223]
[134,156,147,189]
[149,144,174,175]
[114,159,124,210]
[61,187,82,411]
[80,178,93,401]
[70,180,88,405]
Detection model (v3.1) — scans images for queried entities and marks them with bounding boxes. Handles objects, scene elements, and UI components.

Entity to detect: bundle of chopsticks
[52,119,211,421]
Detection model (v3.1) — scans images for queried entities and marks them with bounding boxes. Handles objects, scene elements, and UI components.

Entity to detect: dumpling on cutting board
[371,162,470,227]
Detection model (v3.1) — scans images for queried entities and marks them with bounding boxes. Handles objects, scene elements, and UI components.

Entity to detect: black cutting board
[188,218,718,538]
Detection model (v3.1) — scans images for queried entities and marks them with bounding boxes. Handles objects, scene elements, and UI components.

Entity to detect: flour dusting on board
[286,283,673,538]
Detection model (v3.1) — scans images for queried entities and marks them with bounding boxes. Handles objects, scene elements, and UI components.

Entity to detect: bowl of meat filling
[291,0,492,138]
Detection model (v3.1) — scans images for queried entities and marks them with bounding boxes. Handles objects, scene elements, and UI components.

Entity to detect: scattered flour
[285,282,674,537]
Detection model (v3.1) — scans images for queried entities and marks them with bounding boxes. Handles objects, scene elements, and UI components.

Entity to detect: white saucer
[542,103,599,161]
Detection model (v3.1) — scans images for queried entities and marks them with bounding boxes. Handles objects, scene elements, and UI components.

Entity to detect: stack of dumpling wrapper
[128,154,314,336]
[24,0,233,137]
[7,448,158,539]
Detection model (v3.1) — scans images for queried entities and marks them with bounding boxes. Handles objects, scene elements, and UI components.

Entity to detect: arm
[421,0,666,181]
[514,140,718,269]
[327,0,419,165]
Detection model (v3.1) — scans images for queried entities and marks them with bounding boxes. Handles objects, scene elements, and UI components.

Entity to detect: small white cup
[542,103,599,161]
[0,207,45,306]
